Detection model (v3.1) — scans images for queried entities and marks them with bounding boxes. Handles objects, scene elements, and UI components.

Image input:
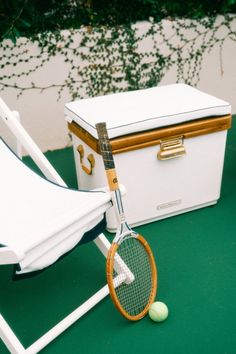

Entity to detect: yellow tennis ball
[149,301,169,322]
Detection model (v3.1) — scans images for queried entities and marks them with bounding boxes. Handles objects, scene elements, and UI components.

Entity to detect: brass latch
[157,136,186,160]
[77,144,95,175]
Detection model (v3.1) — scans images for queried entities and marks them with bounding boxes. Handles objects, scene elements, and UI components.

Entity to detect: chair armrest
[0,247,24,265]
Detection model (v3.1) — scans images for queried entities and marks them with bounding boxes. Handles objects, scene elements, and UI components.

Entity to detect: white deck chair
[0,98,126,353]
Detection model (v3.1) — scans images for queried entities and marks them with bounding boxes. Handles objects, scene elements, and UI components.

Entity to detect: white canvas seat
[0,97,126,354]
[0,138,111,275]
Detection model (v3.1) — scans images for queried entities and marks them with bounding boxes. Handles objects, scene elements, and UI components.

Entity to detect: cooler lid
[64,84,231,139]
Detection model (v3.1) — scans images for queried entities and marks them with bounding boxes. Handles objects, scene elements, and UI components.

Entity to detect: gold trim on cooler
[68,114,232,155]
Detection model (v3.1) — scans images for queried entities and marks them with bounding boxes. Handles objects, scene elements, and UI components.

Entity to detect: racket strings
[112,237,153,317]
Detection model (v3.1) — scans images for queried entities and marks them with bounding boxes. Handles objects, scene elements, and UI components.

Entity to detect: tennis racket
[96,122,158,321]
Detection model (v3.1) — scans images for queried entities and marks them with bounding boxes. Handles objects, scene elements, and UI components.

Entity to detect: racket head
[106,234,158,321]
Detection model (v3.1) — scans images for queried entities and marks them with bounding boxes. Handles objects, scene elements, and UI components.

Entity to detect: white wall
[161,35,236,111]
[0,52,72,152]
[0,18,235,153]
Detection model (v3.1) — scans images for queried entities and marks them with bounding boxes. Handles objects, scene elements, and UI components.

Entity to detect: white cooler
[65,84,231,232]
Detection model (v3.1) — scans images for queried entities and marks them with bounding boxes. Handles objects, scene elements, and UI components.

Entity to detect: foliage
[0,2,236,100]
[1,0,236,41]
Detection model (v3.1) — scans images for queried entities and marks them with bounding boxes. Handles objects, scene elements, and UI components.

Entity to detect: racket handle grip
[106,168,119,191]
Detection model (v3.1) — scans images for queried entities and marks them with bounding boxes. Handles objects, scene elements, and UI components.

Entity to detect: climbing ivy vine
[0,1,235,100]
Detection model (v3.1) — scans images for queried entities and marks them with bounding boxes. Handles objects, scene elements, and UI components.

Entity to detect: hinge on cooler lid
[157,136,186,161]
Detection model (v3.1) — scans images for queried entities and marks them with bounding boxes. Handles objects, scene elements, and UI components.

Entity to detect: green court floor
[1,119,236,353]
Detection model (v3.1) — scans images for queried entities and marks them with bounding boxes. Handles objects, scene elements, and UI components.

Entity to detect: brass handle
[77,144,95,175]
[157,136,186,160]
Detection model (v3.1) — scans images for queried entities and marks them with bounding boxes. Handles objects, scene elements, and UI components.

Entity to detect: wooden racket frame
[96,122,158,321]
[106,234,158,321]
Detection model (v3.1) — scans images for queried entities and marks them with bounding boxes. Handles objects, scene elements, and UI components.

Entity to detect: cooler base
[106,200,218,233]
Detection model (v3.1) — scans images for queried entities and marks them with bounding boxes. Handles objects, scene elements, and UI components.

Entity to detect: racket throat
[112,189,126,224]
[114,223,136,244]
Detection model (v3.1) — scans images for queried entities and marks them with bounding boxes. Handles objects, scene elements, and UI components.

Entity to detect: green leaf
[19,19,31,28]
